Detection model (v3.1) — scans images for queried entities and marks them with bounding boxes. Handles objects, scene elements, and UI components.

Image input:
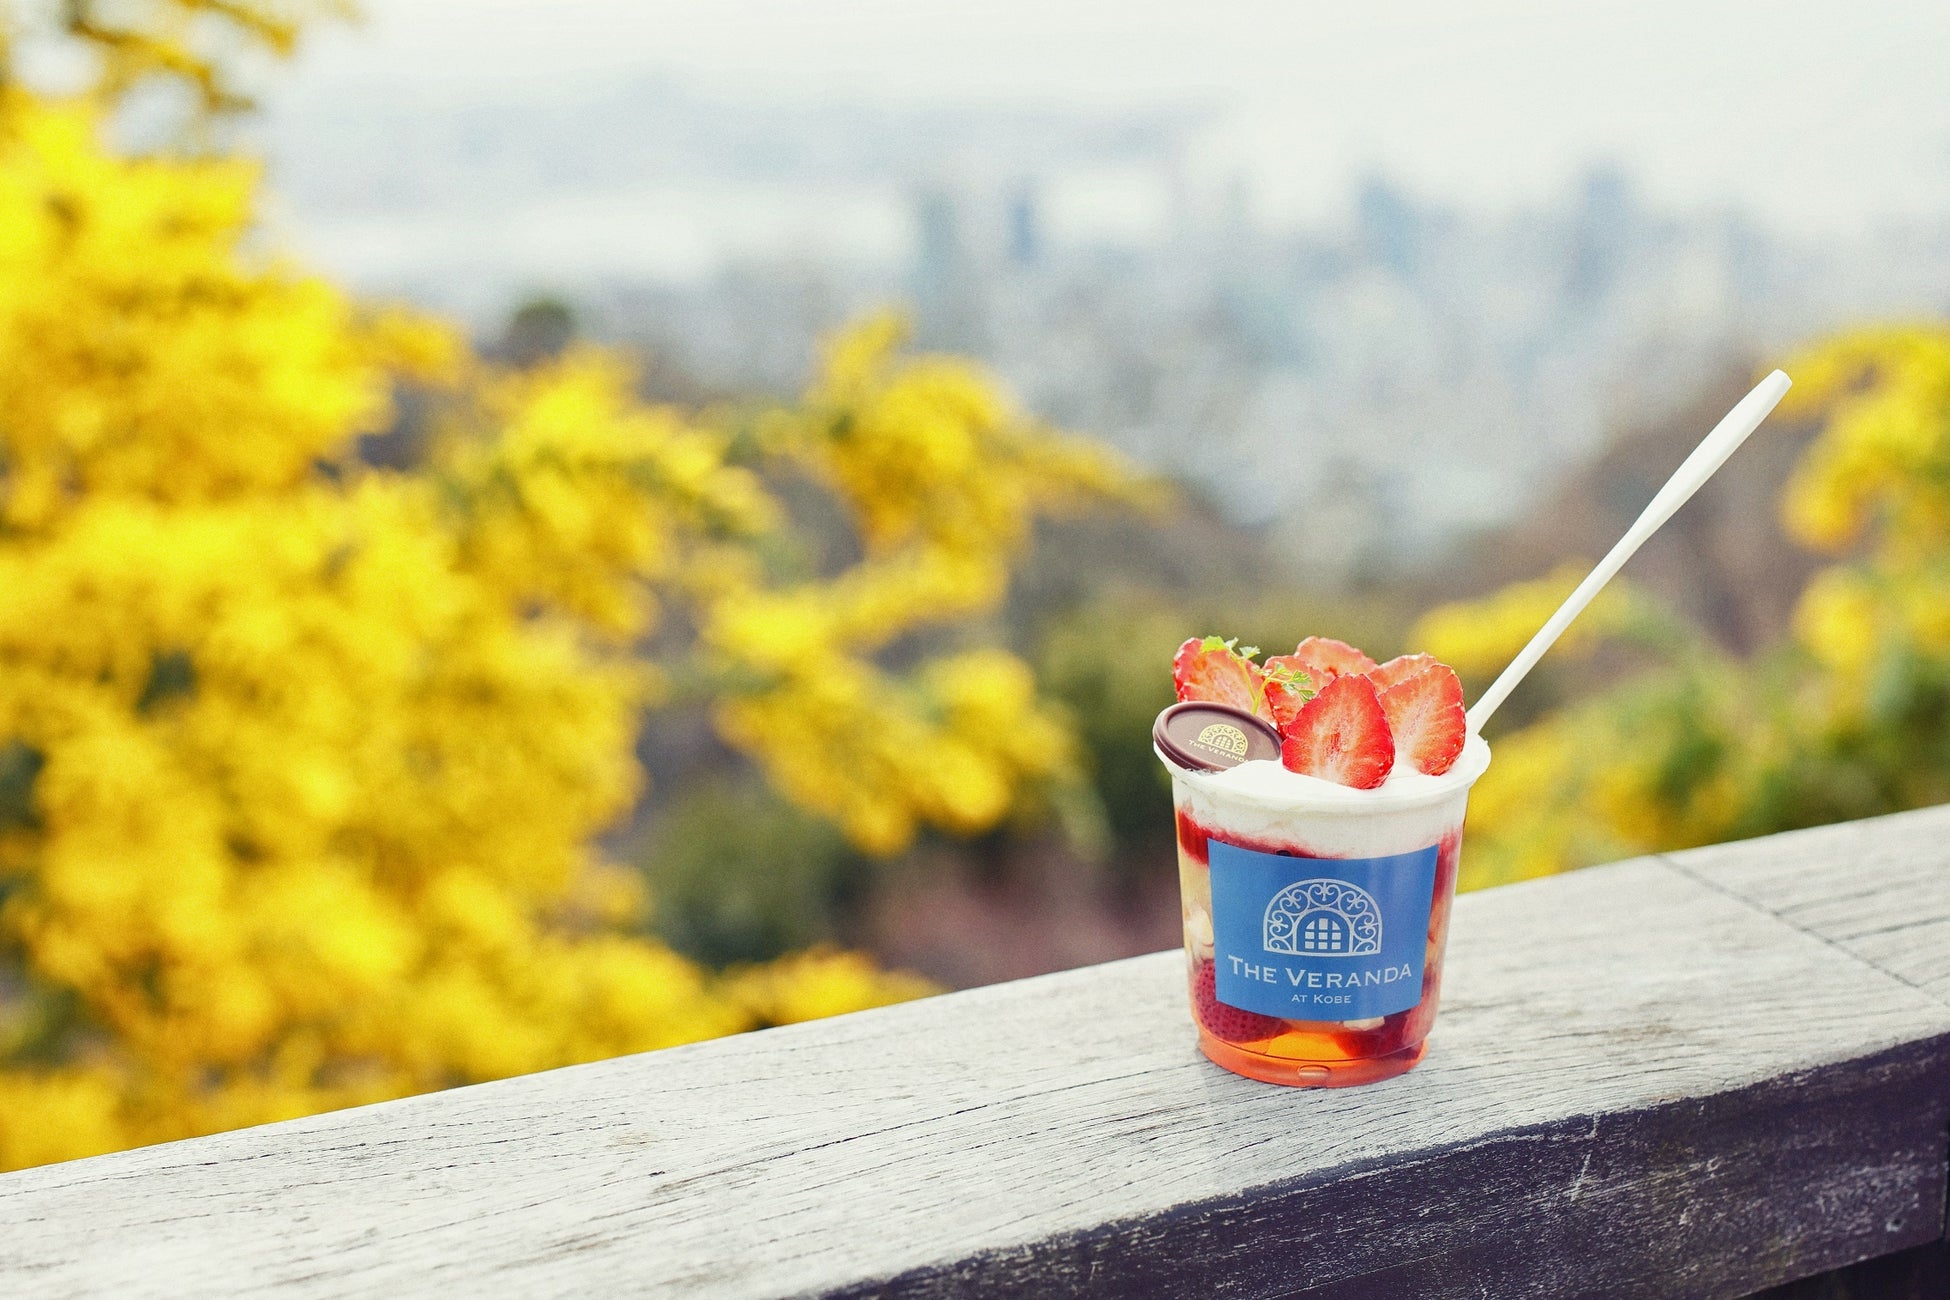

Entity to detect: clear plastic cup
[1161,737,1491,1087]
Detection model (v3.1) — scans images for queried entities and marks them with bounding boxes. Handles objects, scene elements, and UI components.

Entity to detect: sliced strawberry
[1260,654,1311,690]
[1377,663,1467,776]
[1280,672,1394,788]
[1268,636,1377,690]
[1172,636,1267,718]
[1260,664,1316,735]
[1191,958,1283,1043]
[1367,652,1439,694]
[1296,635,1378,676]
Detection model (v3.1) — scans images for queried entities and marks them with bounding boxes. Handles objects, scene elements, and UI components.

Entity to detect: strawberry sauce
[1174,809,1328,866]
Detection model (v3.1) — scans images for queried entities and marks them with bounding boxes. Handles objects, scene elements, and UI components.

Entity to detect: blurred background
[5,0,1950,1168]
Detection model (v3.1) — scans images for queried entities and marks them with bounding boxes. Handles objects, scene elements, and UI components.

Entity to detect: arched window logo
[1262,879,1383,957]
[1193,722,1249,760]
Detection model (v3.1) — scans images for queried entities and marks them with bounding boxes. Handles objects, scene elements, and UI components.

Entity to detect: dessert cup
[1162,735,1491,1087]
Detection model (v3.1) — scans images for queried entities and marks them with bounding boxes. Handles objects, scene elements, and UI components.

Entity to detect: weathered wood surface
[1670,804,1950,1002]
[1752,1240,1950,1300]
[1679,807,1950,1300]
[3,820,1950,1299]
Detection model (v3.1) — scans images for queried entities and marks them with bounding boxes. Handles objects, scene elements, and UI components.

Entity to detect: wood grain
[1751,1240,1950,1300]
[1667,804,1950,1004]
[2,836,1948,1299]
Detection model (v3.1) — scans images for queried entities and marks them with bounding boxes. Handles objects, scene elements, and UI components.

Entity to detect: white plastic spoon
[1465,369,1793,735]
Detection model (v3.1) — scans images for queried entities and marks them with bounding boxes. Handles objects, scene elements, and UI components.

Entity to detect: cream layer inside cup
[1165,734,1492,859]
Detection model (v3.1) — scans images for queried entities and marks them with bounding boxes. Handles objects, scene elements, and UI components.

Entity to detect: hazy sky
[272,0,1950,236]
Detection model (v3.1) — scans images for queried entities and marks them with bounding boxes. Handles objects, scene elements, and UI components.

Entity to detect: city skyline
[265,0,1950,239]
[219,2,1950,582]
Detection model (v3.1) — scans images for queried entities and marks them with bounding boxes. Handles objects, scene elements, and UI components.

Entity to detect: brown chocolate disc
[1153,701,1282,772]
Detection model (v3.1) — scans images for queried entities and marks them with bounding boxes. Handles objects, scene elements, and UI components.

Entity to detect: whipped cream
[1163,735,1492,859]
[1186,734,1492,811]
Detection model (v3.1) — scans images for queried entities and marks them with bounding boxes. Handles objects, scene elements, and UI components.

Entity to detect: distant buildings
[258,78,1950,584]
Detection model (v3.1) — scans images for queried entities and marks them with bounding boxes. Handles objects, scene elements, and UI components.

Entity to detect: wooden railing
[4,809,1950,1298]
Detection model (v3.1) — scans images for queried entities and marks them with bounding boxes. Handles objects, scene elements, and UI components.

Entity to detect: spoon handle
[1465,369,1792,734]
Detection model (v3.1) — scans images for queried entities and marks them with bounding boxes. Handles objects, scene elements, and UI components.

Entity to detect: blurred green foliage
[638,781,862,967]
[1419,328,1950,889]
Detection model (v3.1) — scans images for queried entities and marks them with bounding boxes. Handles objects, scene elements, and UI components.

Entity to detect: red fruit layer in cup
[1178,808,1323,867]
[1182,819,1462,1066]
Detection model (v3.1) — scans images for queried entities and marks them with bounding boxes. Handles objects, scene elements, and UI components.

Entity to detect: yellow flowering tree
[1421,328,1950,890]
[0,11,1143,1169]
[707,316,1143,853]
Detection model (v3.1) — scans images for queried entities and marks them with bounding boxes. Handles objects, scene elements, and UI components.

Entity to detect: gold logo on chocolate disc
[1194,723,1249,759]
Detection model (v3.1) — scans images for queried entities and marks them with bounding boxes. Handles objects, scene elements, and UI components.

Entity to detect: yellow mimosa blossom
[0,21,1138,1169]
[1446,337,1950,888]
[1412,563,1642,682]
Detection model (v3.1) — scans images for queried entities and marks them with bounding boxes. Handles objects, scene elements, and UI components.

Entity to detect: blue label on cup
[1208,840,1437,1022]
